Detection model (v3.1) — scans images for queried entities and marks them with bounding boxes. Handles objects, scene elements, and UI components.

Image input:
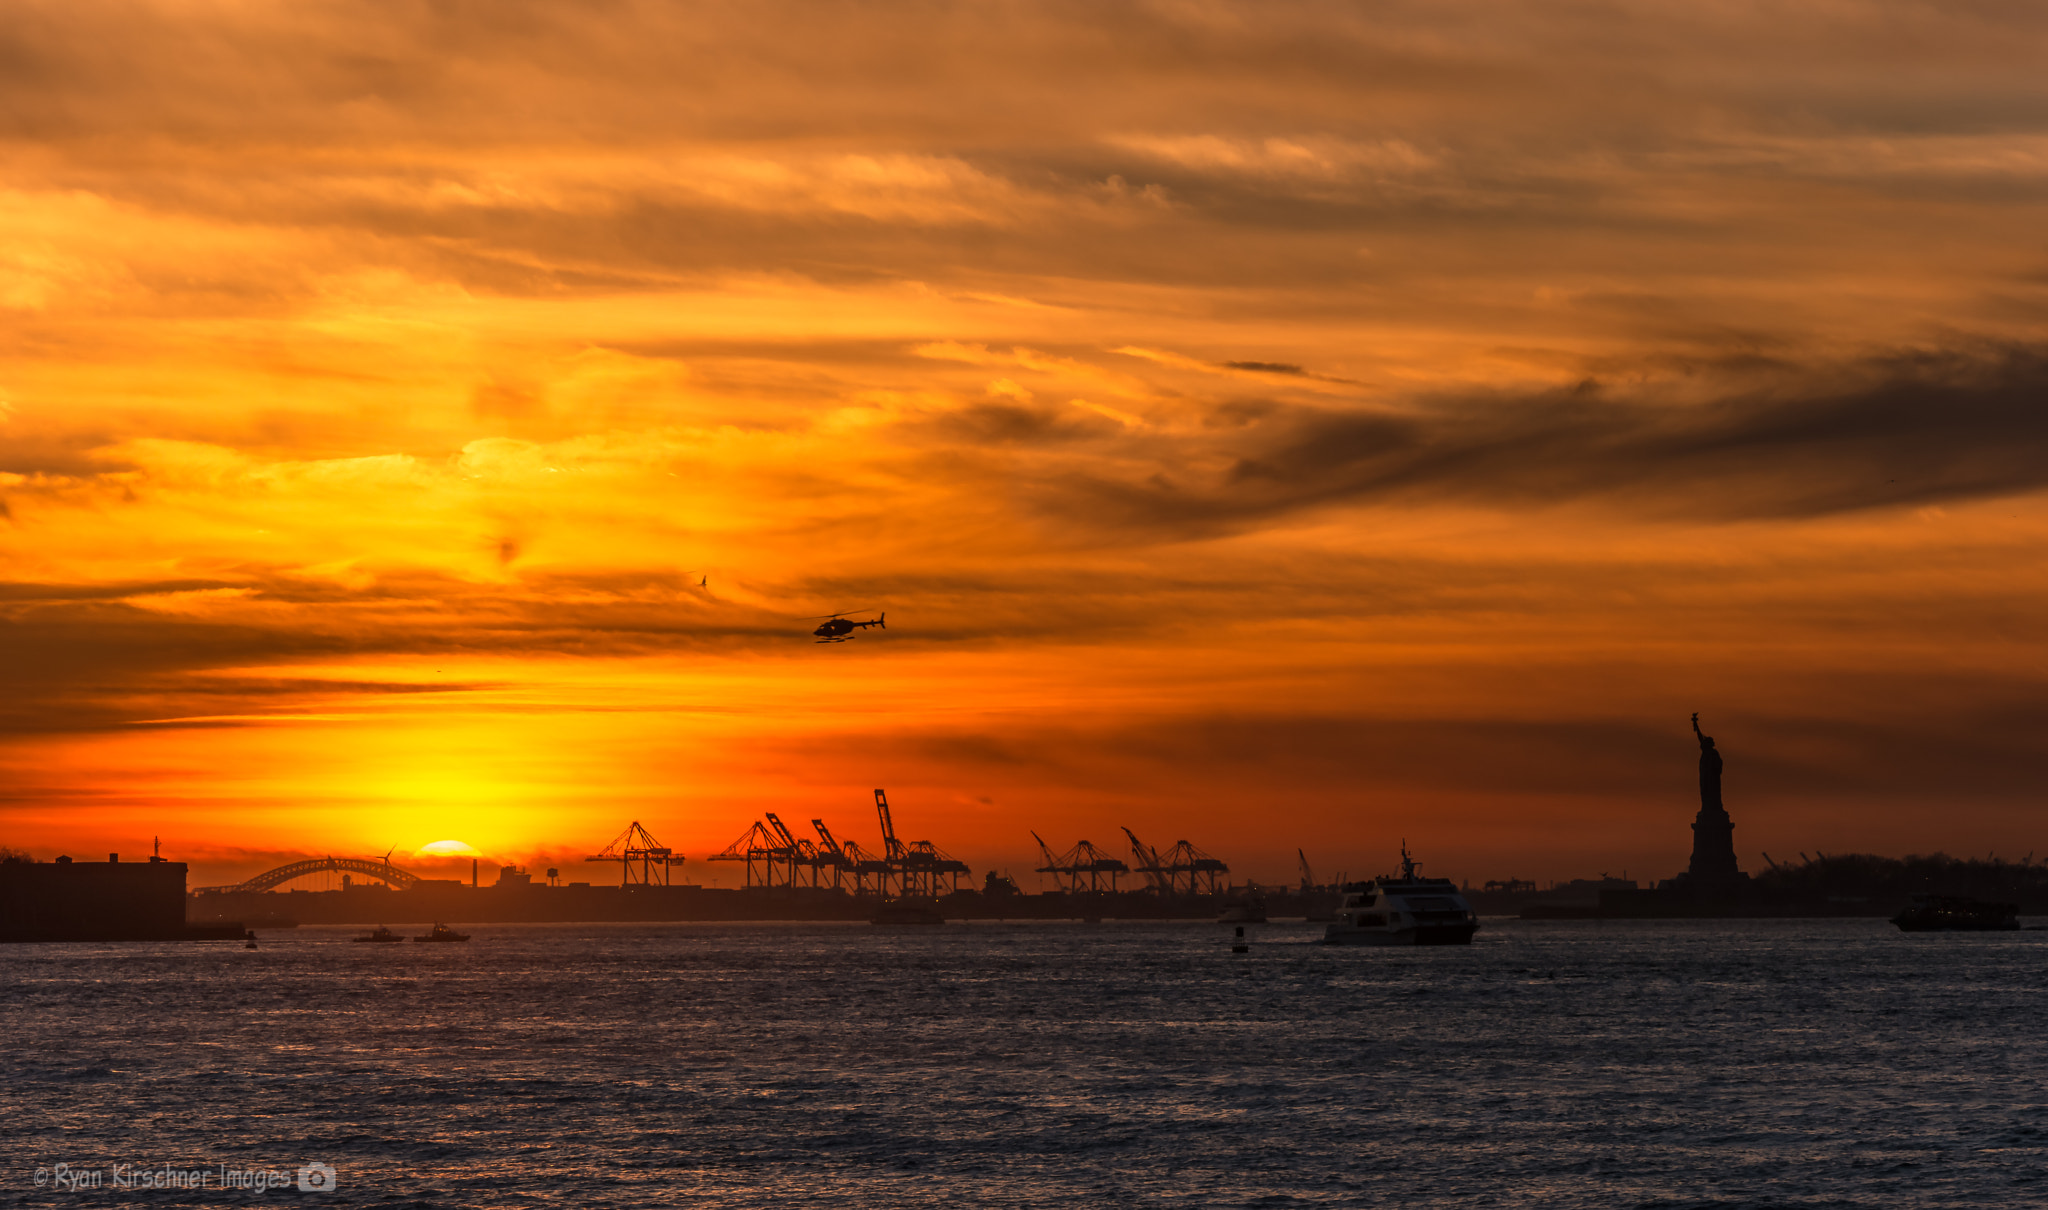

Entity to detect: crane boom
[764,812,799,849]
[875,788,903,859]
[1121,826,1168,893]
[1030,829,1070,892]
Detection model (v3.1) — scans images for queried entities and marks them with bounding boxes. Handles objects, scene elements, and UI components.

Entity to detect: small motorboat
[414,923,471,943]
[352,926,403,944]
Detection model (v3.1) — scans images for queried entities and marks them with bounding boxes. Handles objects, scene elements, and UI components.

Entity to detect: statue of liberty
[1686,713,1741,883]
[1693,712,1723,811]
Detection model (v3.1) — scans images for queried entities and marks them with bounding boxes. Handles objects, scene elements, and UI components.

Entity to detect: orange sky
[4,1,2047,889]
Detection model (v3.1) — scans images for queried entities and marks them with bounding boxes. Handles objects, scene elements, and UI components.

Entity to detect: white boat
[1323,845,1479,946]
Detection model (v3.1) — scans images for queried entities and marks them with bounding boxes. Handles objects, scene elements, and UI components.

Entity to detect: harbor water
[6,919,2045,1207]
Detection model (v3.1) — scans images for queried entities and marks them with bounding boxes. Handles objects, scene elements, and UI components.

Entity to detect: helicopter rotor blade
[799,607,879,620]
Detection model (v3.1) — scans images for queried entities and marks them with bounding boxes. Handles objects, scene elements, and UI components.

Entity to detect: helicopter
[809,611,886,642]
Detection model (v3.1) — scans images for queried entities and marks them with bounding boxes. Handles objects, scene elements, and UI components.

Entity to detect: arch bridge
[196,856,421,894]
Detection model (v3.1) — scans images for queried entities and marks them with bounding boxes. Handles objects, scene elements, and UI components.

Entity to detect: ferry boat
[352,925,403,944]
[1323,845,1479,946]
[414,923,470,943]
[1891,894,2018,932]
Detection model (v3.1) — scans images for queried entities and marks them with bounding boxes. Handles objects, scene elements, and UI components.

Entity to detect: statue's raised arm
[1692,712,1708,746]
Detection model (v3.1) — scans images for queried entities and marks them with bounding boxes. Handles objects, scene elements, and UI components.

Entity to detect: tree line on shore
[1756,852,2048,910]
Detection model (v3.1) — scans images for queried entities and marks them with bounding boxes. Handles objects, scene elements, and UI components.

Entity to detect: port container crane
[874,788,970,899]
[708,820,794,888]
[1033,832,1129,893]
[584,821,680,887]
[1069,840,1130,893]
[1158,839,1229,896]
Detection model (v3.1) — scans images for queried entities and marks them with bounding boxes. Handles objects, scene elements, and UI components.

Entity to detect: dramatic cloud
[1035,345,2048,534]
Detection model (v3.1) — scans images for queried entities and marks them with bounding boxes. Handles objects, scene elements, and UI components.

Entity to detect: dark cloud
[918,401,1120,447]
[10,0,2045,147]
[1039,345,2048,533]
[0,568,806,736]
[1222,361,1305,375]
[0,579,233,603]
[0,430,127,477]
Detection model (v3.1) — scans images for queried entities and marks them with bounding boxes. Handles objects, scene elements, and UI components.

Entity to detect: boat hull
[1892,917,2018,932]
[1323,922,1477,946]
[1890,895,2019,932]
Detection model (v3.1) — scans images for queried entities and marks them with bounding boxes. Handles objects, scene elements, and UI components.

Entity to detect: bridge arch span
[209,857,421,894]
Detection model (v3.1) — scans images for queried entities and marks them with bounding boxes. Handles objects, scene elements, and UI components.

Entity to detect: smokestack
[472,858,478,888]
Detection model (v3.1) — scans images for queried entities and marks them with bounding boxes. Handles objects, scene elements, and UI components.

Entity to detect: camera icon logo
[297,1162,338,1193]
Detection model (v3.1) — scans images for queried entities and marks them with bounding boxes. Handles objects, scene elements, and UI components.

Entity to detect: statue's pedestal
[1688,801,1741,881]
